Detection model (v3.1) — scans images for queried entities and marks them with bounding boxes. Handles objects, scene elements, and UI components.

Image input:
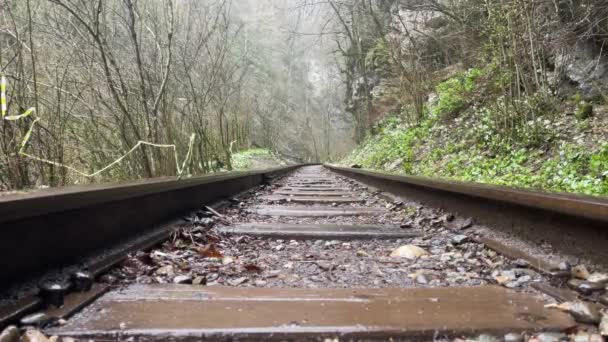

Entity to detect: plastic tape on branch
[5,107,36,121]
[19,119,197,178]
[2,74,197,179]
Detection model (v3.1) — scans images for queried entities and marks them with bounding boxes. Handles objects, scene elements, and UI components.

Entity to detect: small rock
[390,245,428,259]
[503,333,524,342]
[534,332,566,342]
[254,280,267,287]
[316,262,332,271]
[173,275,192,284]
[400,221,413,229]
[546,301,601,324]
[229,277,248,286]
[599,293,608,305]
[571,265,590,279]
[222,256,235,265]
[587,272,608,284]
[447,217,473,230]
[356,250,369,257]
[567,278,604,295]
[571,332,603,342]
[0,325,19,342]
[21,330,51,342]
[517,275,532,284]
[192,276,206,285]
[557,261,571,271]
[274,244,285,251]
[415,274,429,284]
[600,313,608,337]
[155,265,175,276]
[451,234,469,244]
[20,313,51,327]
[475,335,501,342]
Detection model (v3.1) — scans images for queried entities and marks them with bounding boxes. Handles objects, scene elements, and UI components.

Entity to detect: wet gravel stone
[0,326,20,342]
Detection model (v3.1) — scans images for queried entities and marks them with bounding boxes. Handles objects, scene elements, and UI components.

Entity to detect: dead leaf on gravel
[198,244,223,258]
[244,264,263,273]
[571,265,590,279]
[205,234,221,243]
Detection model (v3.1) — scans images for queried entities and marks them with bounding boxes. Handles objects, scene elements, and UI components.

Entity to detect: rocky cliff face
[556,40,608,100]
[345,1,608,127]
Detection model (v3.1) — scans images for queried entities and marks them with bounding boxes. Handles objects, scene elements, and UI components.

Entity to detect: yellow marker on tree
[1,75,6,118]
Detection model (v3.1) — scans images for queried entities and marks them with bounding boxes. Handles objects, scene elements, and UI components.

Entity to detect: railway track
[1,165,607,341]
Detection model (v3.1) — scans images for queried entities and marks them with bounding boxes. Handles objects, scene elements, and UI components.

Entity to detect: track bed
[3,166,607,341]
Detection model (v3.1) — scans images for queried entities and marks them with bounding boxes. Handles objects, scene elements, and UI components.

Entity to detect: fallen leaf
[493,275,510,285]
[198,244,223,258]
[571,265,590,280]
[244,264,263,273]
[22,330,51,342]
[356,250,369,257]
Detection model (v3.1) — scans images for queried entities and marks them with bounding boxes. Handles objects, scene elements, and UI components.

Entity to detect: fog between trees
[0,0,355,190]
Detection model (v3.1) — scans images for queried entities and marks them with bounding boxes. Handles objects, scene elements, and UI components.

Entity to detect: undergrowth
[345,68,608,196]
[231,148,277,170]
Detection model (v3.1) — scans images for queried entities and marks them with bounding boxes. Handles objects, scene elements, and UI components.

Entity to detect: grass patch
[231,148,276,170]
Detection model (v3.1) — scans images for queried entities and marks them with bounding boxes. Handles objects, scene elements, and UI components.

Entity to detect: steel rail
[326,165,608,267]
[0,166,299,286]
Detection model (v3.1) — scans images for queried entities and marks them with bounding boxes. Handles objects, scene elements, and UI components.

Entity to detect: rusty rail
[326,165,608,267]
[0,166,299,287]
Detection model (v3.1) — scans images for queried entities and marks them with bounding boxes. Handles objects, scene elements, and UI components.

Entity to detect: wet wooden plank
[261,196,365,203]
[219,223,420,239]
[47,285,575,340]
[252,206,386,217]
[281,187,352,192]
[273,190,355,196]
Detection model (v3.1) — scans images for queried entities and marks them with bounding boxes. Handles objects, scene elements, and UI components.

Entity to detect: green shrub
[432,68,484,118]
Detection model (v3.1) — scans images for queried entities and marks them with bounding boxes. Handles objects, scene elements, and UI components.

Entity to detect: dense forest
[1,0,607,195]
[0,0,353,190]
